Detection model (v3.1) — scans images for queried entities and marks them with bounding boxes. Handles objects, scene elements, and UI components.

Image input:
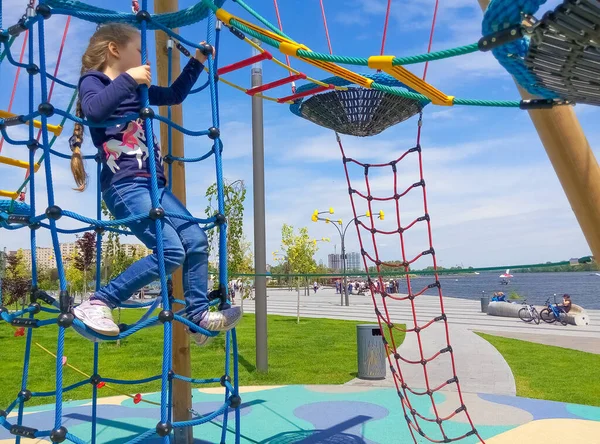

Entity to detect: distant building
[328,252,361,271]
[570,258,579,266]
[10,243,152,271]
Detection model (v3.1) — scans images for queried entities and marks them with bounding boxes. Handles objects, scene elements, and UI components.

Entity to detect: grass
[477,332,600,407]
[0,310,404,408]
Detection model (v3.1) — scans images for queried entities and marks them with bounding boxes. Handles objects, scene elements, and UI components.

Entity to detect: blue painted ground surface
[2,386,600,443]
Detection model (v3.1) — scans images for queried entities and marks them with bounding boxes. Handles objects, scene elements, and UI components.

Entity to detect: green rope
[231,0,292,41]
[453,97,521,107]
[392,43,480,65]
[296,49,369,67]
[295,43,480,67]
[8,90,77,213]
[231,257,593,278]
[371,82,431,103]
[220,0,478,69]
[0,36,16,63]
[227,17,520,108]
[230,17,282,49]
[214,2,521,108]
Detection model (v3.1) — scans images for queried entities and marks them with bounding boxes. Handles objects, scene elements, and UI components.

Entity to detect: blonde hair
[71,23,139,191]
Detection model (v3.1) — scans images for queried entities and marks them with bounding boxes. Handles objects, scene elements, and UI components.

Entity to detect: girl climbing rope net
[69,22,241,342]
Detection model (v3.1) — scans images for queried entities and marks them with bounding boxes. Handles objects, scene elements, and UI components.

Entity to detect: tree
[38,268,59,291]
[65,251,84,294]
[110,235,137,279]
[100,201,141,282]
[1,250,32,307]
[280,224,318,287]
[74,232,96,295]
[205,179,253,284]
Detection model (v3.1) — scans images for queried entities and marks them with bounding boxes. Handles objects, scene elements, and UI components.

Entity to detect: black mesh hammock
[290,74,428,137]
[525,0,600,106]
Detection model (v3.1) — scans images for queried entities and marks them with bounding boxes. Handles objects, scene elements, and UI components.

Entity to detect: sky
[1,0,599,270]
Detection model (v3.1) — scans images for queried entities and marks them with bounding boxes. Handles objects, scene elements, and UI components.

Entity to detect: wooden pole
[477,0,600,261]
[153,1,192,442]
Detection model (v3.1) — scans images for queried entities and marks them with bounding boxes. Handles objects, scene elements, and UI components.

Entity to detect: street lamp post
[312,209,384,306]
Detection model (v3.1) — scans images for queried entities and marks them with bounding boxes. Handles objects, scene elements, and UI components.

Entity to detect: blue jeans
[94,178,208,321]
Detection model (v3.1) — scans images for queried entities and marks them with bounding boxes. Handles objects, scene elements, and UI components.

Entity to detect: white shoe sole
[202,309,243,333]
[73,306,120,336]
[190,333,215,347]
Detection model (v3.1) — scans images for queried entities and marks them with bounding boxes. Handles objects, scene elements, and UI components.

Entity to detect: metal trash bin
[481,296,490,313]
[357,325,386,380]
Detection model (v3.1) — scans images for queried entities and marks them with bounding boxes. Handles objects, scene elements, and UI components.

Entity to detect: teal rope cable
[231,0,291,39]
[46,0,226,29]
[202,0,523,108]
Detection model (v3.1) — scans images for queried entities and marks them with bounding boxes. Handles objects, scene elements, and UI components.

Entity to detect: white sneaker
[189,332,215,347]
[188,307,243,347]
[73,300,120,336]
[197,307,242,332]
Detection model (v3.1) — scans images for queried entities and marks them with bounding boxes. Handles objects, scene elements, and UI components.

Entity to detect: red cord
[272,0,295,92]
[20,16,72,198]
[380,0,393,55]
[318,0,334,55]
[0,31,29,153]
[35,16,71,143]
[421,0,440,82]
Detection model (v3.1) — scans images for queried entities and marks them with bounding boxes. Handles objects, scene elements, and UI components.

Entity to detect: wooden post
[153,1,192,442]
[477,0,600,261]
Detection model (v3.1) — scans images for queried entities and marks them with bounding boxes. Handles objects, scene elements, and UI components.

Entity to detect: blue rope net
[0,1,240,442]
[482,0,559,98]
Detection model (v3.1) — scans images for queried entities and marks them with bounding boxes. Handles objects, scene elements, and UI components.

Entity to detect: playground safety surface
[2,384,600,443]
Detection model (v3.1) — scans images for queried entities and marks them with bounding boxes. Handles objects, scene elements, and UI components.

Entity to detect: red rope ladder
[320,0,486,441]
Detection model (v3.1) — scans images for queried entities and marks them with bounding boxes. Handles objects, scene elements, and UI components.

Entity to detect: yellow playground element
[0,190,19,199]
[208,37,350,104]
[215,8,374,90]
[367,56,454,106]
[0,110,63,137]
[0,155,41,172]
[214,6,453,106]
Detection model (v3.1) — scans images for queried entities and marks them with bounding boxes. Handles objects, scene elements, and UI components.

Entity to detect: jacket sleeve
[79,73,138,123]
[148,58,203,106]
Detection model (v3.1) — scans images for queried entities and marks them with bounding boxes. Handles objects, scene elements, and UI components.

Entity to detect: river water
[400,272,600,309]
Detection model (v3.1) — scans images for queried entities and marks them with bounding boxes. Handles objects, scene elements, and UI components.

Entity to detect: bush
[509,290,522,300]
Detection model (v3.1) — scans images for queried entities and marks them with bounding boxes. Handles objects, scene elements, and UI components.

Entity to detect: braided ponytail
[70,95,87,191]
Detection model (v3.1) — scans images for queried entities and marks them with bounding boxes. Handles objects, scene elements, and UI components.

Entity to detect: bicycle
[518,300,540,324]
[539,297,568,326]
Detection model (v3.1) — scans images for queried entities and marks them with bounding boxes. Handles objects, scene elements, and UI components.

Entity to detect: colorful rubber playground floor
[2,385,600,443]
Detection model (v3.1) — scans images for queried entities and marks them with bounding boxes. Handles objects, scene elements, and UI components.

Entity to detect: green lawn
[477,332,600,407]
[1,310,403,408]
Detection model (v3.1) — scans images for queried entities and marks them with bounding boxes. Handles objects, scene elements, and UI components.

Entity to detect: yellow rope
[34,342,161,406]
[209,25,347,103]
